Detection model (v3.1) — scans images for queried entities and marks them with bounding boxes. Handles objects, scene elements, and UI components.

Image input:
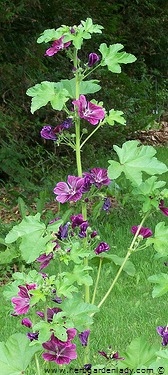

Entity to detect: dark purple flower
[88,53,100,67]
[42,330,77,365]
[159,200,168,216]
[131,226,153,239]
[70,214,84,229]
[62,118,73,129]
[27,332,39,341]
[78,330,90,346]
[36,307,62,322]
[36,252,53,270]
[53,175,85,204]
[72,95,105,125]
[98,351,109,359]
[111,352,125,360]
[83,168,111,189]
[51,290,62,304]
[94,242,110,255]
[57,222,70,240]
[21,318,32,328]
[79,221,89,238]
[84,364,92,371]
[157,325,168,346]
[49,217,61,225]
[40,126,57,140]
[102,197,111,212]
[45,36,71,57]
[82,175,92,193]
[11,284,37,315]
[98,350,124,361]
[91,230,97,239]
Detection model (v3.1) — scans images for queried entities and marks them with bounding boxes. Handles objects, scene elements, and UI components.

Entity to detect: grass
[0,145,168,373]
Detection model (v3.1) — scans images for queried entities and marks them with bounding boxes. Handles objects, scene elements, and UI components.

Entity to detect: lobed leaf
[148,273,168,297]
[108,140,168,185]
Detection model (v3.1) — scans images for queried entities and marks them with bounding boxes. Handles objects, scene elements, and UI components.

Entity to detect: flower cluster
[41,118,73,140]
[53,168,111,204]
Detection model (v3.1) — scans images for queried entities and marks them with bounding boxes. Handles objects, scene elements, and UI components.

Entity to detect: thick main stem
[74,49,90,363]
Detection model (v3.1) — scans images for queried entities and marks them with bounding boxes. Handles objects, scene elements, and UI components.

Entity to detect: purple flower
[84,364,92,371]
[78,330,90,346]
[21,318,33,328]
[131,226,153,238]
[94,242,110,255]
[82,175,92,193]
[57,222,70,240]
[62,118,73,129]
[91,230,97,239]
[42,329,77,365]
[70,214,84,229]
[36,252,53,270]
[88,53,100,67]
[27,332,39,341]
[40,126,57,140]
[83,168,111,189]
[11,284,37,315]
[159,200,168,216]
[45,36,71,57]
[98,351,109,359]
[79,221,89,238]
[98,350,124,361]
[102,197,111,211]
[72,95,105,125]
[36,307,62,322]
[157,325,168,346]
[53,175,85,204]
[112,352,125,360]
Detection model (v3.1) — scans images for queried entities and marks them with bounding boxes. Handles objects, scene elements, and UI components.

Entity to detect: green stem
[91,211,150,315]
[80,122,102,149]
[91,257,103,305]
[35,353,41,375]
[83,62,102,79]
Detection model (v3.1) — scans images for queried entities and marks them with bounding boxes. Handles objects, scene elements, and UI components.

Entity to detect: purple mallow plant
[5,17,168,374]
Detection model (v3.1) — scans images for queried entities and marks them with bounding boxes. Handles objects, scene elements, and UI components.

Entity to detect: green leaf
[59,78,101,98]
[5,214,50,263]
[108,254,136,276]
[132,176,166,197]
[20,232,51,263]
[5,213,45,243]
[30,289,46,305]
[99,43,137,73]
[108,140,168,185]
[81,18,103,34]
[0,246,18,264]
[61,294,99,331]
[0,333,40,375]
[148,273,168,297]
[105,109,126,126]
[146,222,168,256]
[26,81,69,113]
[119,336,157,369]
[37,28,64,43]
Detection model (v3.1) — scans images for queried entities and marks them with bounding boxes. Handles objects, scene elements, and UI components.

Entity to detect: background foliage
[0,0,167,187]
